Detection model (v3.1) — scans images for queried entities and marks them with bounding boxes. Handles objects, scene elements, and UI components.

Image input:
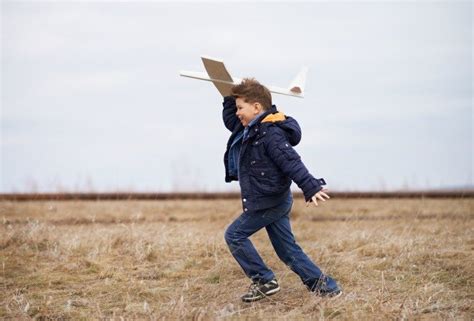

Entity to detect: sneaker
[241,279,280,302]
[308,275,342,298]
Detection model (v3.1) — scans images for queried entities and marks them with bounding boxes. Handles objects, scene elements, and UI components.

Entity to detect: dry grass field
[0,197,473,320]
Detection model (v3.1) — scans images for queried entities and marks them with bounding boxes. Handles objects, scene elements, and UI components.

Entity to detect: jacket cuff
[303,178,326,201]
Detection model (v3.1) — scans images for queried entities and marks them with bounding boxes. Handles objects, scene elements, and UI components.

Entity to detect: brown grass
[0,198,473,320]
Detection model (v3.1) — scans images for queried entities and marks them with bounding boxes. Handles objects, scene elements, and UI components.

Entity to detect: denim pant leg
[265,206,324,288]
[224,198,293,284]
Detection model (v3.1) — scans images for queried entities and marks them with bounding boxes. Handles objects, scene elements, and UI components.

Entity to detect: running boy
[222,78,341,302]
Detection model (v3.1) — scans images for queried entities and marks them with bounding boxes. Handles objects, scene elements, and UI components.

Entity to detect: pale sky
[1,1,472,192]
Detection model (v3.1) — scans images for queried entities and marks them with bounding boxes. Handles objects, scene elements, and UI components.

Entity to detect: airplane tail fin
[288,67,308,95]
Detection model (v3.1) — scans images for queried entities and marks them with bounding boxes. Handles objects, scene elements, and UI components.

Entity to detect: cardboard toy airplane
[180,56,307,98]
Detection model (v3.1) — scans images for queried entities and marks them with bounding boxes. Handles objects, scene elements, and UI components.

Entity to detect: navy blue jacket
[222,96,326,212]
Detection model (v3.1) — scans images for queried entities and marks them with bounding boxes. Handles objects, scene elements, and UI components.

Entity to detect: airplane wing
[201,56,235,96]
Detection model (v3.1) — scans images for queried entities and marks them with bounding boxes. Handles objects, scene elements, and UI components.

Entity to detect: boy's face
[235,98,263,127]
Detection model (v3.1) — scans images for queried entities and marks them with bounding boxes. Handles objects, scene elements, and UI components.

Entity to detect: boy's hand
[306,188,330,207]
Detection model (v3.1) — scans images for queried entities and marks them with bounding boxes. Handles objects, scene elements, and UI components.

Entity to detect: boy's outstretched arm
[222,96,240,132]
[265,128,329,206]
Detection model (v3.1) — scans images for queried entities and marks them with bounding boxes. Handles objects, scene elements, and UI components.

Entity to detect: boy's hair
[231,78,272,111]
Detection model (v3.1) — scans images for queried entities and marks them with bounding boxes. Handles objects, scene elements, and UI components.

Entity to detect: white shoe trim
[265,286,280,295]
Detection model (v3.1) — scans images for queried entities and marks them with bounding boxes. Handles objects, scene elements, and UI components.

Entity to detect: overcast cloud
[1,1,472,192]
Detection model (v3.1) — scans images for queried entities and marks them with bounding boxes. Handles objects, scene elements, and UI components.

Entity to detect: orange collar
[261,112,286,123]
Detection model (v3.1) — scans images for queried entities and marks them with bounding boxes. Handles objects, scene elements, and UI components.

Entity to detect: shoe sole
[312,289,343,299]
[241,286,280,302]
[327,290,343,299]
[333,291,343,298]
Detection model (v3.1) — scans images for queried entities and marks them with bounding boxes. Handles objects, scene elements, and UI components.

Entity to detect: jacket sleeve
[222,96,239,132]
[265,127,326,201]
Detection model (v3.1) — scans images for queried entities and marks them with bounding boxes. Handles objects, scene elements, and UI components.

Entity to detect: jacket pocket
[249,166,289,195]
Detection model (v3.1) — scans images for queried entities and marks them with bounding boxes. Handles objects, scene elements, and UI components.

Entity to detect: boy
[222,78,341,302]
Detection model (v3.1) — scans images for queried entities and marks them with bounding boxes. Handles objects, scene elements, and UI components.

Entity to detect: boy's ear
[254,102,263,114]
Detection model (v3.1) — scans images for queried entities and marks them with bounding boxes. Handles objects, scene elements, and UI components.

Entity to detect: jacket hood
[262,112,302,146]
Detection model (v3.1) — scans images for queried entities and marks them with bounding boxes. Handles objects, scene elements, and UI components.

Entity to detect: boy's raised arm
[222,96,240,132]
[264,128,326,202]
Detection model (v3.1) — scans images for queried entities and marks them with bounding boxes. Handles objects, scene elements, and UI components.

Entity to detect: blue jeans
[224,193,326,288]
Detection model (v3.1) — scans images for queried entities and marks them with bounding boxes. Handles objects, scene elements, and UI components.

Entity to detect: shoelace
[310,276,328,293]
[248,283,261,295]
